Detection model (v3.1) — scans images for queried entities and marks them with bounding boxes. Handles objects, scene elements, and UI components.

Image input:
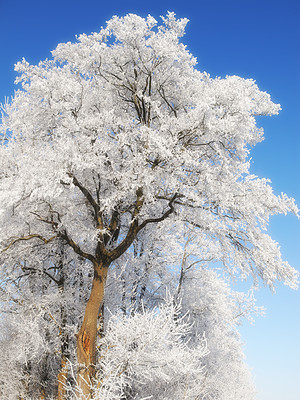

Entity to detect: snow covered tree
[93,300,208,400]
[180,268,257,400]
[0,12,298,398]
[0,243,89,399]
[102,230,261,400]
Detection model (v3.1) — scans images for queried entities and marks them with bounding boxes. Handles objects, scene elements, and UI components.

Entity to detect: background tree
[0,12,298,399]
[0,242,90,399]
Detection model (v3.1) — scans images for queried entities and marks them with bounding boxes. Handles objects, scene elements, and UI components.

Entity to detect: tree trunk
[39,388,46,400]
[57,267,69,400]
[57,355,68,400]
[76,261,108,399]
[57,313,69,400]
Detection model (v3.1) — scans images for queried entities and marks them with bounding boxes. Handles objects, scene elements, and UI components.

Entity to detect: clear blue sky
[0,0,299,399]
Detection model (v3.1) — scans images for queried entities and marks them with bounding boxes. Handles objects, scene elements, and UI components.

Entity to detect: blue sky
[0,0,299,398]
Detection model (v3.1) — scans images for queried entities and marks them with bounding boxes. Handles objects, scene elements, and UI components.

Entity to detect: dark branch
[21,266,61,285]
[108,188,144,261]
[68,173,107,257]
[1,234,57,254]
[104,209,120,246]
[61,230,95,263]
[137,193,178,231]
[68,173,103,231]
[108,191,178,263]
[30,211,59,229]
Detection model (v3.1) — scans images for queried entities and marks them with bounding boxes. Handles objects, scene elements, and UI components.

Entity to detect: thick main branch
[61,230,96,263]
[68,173,104,231]
[137,193,178,231]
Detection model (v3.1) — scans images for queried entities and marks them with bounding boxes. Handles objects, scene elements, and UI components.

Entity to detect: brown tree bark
[57,356,68,400]
[57,260,70,400]
[76,261,108,399]
[39,388,46,400]
[57,310,69,400]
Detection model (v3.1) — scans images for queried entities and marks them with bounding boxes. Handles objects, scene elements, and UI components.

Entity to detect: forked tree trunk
[76,261,108,399]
